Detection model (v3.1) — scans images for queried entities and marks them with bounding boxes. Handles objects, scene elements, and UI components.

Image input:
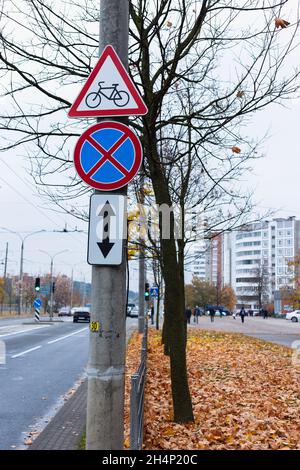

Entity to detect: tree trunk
[144,135,194,422]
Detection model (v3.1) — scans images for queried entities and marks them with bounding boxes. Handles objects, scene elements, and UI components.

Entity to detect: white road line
[47,327,88,345]
[0,325,50,338]
[12,346,42,359]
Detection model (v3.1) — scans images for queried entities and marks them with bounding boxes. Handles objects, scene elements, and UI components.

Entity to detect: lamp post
[39,249,69,320]
[0,228,46,315]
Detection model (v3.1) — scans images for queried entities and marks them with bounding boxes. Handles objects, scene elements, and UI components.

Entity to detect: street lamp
[0,228,46,315]
[39,249,69,320]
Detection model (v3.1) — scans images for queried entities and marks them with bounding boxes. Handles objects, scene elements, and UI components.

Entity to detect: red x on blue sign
[74,121,143,190]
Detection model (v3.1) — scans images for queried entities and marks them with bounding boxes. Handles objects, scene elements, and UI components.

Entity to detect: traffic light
[144,282,150,301]
[52,281,55,293]
[35,277,40,292]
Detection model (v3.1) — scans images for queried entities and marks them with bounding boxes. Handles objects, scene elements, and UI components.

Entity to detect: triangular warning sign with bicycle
[68,45,148,118]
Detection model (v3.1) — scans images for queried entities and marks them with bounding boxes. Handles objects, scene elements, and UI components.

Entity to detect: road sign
[33,298,42,308]
[74,121,143,191]
[88,194,125,265]
[150,287,159,298]
[68,45,148,118]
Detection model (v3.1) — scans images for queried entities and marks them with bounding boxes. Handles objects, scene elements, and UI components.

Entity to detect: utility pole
[86,0,129,450]
[40,249,68,320]
[70,269,74,309]
[0,242,8,314]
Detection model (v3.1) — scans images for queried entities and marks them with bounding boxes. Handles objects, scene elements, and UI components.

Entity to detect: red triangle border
[68,45,148,118]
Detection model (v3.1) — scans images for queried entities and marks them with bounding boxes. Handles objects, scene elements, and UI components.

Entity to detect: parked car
[286,310,300,323]
[58,306,72,317]
[129,306,139,318]
[73,309,90,323]
[205,305,231,316]
[127,303,136,317]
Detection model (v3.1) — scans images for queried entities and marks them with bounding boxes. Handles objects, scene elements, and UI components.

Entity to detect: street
[190,316,300,348]
[0,316,137,450]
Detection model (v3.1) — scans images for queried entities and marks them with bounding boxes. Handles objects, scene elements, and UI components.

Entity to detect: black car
[73,310,90,323]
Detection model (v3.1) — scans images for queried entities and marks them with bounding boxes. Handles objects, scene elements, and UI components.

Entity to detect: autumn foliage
[125,329,300,450]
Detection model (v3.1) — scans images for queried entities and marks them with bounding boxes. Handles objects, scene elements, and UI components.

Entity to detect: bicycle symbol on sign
[85,82,130,109]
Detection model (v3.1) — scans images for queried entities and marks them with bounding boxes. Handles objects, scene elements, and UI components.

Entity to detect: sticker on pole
[74,121,143,191]
[68,45,148,118]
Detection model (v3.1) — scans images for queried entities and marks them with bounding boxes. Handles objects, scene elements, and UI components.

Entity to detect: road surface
[0,316,137,450]
[190,315,300,348]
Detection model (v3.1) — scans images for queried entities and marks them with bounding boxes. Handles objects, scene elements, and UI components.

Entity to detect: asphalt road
[190,316,300,348]
[0,316,137,450]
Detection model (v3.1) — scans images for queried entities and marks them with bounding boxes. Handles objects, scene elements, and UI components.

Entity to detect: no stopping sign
[74,121,143,190]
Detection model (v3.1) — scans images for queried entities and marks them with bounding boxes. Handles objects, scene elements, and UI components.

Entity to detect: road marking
[12,346,41,359]
[0,325,50,338]
[47,327,88,345]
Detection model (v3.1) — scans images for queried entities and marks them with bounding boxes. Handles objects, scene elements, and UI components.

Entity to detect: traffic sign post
[73,121,142,191]
[70,0,148,449]
[150,286,159,298]
[87,194,125,265]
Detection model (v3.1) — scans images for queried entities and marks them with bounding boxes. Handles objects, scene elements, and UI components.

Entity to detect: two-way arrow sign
[88,194,125,265]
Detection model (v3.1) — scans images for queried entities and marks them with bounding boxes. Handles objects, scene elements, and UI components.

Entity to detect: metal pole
[49,257,53,320]
[3,242,8,279]
[18,240,24,315]
[138,173,145,333]
[1,242,8,314]
[70,268,74,309]
[86,0,129,450]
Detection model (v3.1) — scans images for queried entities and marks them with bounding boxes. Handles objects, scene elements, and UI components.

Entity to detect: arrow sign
[88,194,125,265]
[97,201,115,258]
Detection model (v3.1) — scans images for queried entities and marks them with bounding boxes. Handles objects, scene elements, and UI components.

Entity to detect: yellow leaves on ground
[125,329,300,450]
[275,18,290,29]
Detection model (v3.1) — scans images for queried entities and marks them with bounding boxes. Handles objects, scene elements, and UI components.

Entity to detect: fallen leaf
[275,18,290,29]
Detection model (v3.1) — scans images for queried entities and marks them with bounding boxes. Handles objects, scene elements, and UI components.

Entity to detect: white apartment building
[232,217,299,309]
[191,216,300,310]
[192,241,206,281]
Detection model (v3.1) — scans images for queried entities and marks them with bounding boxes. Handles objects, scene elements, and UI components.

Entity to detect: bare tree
[1,0,300,423]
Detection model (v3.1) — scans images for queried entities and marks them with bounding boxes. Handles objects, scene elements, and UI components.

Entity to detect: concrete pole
[86,0,129,450]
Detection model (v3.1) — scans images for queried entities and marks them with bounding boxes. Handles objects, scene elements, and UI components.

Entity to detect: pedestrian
[209,307,215,323]
[263,308,268,319]
[195,306,201,324]
[248,309,253,317]
[185,306,192,324]
[232,310,236,320]
[240,305,246,324]
[150,305,154,325]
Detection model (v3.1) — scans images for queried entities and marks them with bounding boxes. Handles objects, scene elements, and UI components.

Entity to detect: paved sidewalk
[30,325,137,450]
[30,381,87,450]
[190,316,300,348]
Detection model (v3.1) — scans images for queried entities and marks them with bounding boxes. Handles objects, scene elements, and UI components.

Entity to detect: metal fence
[130,320,148,450]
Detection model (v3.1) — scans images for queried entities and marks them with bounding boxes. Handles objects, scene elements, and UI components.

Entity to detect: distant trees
[185,276,236,311]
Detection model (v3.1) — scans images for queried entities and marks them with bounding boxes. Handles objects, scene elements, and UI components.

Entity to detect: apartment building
[191,216,300,310]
